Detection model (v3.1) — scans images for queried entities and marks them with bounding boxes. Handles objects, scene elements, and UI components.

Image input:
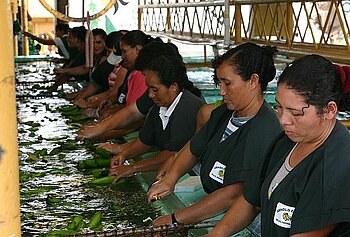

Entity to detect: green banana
[66,215,84,230]
[89,176,115,185]
[46,229,78,236]
[78,158,111,170]
[95,147,113,159]
[83,159,97,168]
[46,195,62,205]
[66,221,77,230]
[95,158,111,168]
[88,211,102,228]
[77,160,86,170]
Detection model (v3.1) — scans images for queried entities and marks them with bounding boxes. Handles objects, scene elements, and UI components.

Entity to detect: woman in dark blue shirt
[147,43,282,227]
[205,55,350,237]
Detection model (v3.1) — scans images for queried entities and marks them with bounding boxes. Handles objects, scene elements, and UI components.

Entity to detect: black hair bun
[262,45,278,57]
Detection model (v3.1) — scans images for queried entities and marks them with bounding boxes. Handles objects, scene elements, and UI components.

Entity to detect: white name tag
[118,93,126,103]
[273,202,295,228]
[209,161,226,184]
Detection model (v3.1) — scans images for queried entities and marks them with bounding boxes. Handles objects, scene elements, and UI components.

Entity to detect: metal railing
[68,221,220,236]
[138,0,350,64]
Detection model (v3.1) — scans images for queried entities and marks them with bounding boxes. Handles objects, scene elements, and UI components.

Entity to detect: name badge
[118,93,126,104]
[273,202,295,228]
[209,161,226,184]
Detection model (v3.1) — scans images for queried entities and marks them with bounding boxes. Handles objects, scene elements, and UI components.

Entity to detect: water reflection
[17,64,159,235]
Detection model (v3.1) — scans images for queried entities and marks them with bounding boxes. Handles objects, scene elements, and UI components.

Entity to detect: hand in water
[76,124,101,140]
[65,92,79,101]
[98,100,112,109]
[155,153,176,180]
[99,142,122,155]
[54,68,68,74]
[147,178,175,203]
[109,164,134,183]
[73,99,89,108]
[151,214,172,227]
[109,153,126,168]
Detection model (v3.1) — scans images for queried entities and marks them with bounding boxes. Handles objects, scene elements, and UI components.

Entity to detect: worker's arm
[22,31,55,45]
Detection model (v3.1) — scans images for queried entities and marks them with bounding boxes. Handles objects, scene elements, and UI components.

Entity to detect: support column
[286,1,293,46]
[234,3,242,44]
[11,0,19,56]
[21,0,29,55]
[224,0,231,46]
[56,0,69,25]
[0,0,21,236]
[138,0,141,30]
[166,0,171,33]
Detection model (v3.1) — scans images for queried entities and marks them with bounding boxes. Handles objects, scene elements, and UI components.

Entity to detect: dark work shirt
[139,90,205,151]
[68,52,89,82]
[190,101,282,194]
[244,121,350,237]
[91,60,115,92]
[136,91,154,115]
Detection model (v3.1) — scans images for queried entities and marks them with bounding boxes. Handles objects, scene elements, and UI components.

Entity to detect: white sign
[209,161,226,184]
[274,202,295,228]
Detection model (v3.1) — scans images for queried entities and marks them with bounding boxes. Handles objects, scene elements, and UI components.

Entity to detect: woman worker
[147,42,282,226]
[65,30,126,101]
[96,41,182,121]
[55,28,110,97]
[204,54,350,237]
[108,56,204,183]
[50,26,89,90]
[23,23,71,58]
[80,30,153,118]
[110,30,153,107]
[73,31,129,109]
[76,41,184,141]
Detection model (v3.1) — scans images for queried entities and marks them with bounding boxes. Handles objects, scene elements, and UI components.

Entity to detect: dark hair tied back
[134,41,182,71]
[92,28,107,39]
[56,23,69,34]
[277,54,343,113]
[121,30,154,48]
[262,45,278,58]
[212,42,277,92]
[70,26,86,42]
[145,56,202,98]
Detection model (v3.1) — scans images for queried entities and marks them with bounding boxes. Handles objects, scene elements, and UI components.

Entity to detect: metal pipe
[82,0,85,19]
[138,0,142,30]
[137,0,326,8]
[11,0,19,56]
[21,0,29,55]
[138,1,225,9]
[234,3,242,44]
[166,0,171,32]
[224,0,230,46]
[72,220,220,237]
[0,0,21,236]
[286,1,293,45]
[147,31,217,45]
[234,0,319,3]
